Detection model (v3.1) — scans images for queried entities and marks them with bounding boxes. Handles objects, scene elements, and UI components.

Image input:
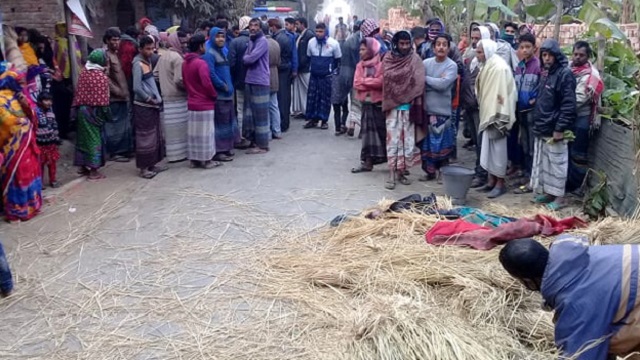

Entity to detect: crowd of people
[324,17,603,208]
[0,14,604,222]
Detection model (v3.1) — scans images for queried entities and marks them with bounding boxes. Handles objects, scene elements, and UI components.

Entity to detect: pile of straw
[237,199,560,359]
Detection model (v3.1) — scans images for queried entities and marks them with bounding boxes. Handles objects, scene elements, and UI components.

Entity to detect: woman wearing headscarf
[153,31,188,162]
[350,37,385,173]
[0,62,43,221]
[203,27,240,161]
[475,39,517,198]
[382,30,425,189]
[73,49,111,180]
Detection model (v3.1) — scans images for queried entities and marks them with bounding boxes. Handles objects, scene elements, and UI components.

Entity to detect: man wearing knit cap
[500,236,640,360]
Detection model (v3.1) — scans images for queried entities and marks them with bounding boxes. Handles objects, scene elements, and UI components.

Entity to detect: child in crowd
[35,92,61,188]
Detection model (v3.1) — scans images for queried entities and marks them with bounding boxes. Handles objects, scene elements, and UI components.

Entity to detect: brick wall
[534,23,640,52]
[381,7,420,32]
[1,0,64,39]
[1,0,145,48]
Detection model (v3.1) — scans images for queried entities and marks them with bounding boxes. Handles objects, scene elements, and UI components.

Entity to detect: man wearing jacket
[513,33,541,194]
[270,18,294,132]
[265,23,282,139]
[228,16,252,148]
[500,236,640,360]
[242,18,271,154]
[530,39,576,210]
[292,17,315,118]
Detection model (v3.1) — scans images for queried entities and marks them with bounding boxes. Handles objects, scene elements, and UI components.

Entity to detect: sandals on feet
[418,174,436,182]
[514,185,533,194]
[385,180,396,190]
[303,121,318,129]
[478,184,495,193]
[88,173,106,181]
[532,194,554,204]
[213,154,234,162]
[351,166,372,173]
[150,165,169,173]
[320,122,329,130]
[487,187,507,199]
[246,148,268,155]
[202,161,223,169]
[140,170,157,179]
[546,201,566,211]
[398,176,411,186]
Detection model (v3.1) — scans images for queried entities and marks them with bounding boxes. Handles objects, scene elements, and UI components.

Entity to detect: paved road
[0,121,537,358]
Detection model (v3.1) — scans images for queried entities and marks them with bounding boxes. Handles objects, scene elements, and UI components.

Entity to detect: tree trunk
[466,0,476,30]
[621,0,634,23]
[553,0,563,40]
[422,0,434,22]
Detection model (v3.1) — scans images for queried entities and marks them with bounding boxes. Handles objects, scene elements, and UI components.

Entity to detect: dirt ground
[0,118,580,358]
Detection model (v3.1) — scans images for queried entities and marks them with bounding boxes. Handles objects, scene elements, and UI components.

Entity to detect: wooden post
[596,34,605,72]
[64,4,80,88]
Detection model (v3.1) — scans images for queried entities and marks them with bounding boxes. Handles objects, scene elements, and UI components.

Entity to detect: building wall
[1,0,64,38]
[1,0,146,48]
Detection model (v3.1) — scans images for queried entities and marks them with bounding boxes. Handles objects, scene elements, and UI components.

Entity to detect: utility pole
[553,0,563,40]
[64,2,80,88]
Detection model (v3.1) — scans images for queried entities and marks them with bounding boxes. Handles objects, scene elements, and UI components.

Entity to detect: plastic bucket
[441,165,475,205]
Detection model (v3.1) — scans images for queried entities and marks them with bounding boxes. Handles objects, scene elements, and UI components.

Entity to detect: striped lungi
[133,104,165,169]
[187,109,216,161]
[530,137,569,197]
[244,84,271,149]
[105,101,133,157]
[291,72,310,115]
[161,100,188,162]
[215,99,240,153]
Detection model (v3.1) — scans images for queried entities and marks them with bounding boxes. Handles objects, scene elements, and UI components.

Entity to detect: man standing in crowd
[229,16,253,148]
[345,21,364,137]
[104,28,133,163]
[132,36,166,179]
[270,19,294,133]
[182,34,220,169]
[502,22,518,50]
[265,23,282,139]
[304,23,342,130]
[292,17,315,118]
[530,39,577,210]
[568,41,604,194]
[242,18,271,154]
[155,31,189,163]
[513,33,541,195]
[332,19,361,136]
[486,22,518,70]
[382,30,425,189]
[334,17,349,45]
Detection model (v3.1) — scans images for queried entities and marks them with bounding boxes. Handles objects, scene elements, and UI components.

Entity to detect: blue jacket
[515,56,541,111]
[286,30,299,73]
[0,242,13,296]
[202,45,234,100]
[541,235,640,359]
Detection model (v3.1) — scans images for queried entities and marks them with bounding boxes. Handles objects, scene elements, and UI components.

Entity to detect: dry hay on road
[3,190,639,359]
[234,199,640,359]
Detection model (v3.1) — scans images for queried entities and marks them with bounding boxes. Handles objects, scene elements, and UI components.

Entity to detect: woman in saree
[0,62,43,221]
[73,49,111,180]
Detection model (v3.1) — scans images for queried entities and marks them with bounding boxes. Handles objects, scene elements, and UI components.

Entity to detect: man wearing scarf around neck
[567,41,604,194]
[303,23,342,130]
[382,30,425,190]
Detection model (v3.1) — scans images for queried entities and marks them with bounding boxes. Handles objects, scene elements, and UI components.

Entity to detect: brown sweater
[153,48,186,103]
[107,50,130,102]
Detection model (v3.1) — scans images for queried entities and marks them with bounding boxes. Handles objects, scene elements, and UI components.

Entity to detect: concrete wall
[589,120,639,217]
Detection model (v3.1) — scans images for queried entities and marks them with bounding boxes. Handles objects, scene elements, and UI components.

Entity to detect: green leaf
[525,0,555,19]
[490,9,501,22]
[578,0,607,26]
[592,18,628,40]
[508,0,519,9]
[478,0,518,16]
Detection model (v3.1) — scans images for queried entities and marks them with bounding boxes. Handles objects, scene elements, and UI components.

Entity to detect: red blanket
[425,215,588,250]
